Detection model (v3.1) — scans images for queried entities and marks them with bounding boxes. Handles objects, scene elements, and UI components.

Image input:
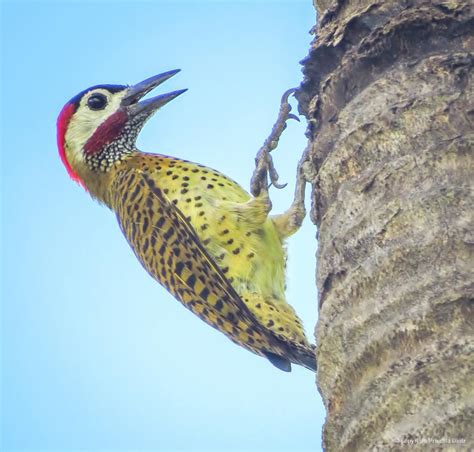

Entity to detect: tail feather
[263,351,292,372]
[289,343,317,372]
[264,344,317,372]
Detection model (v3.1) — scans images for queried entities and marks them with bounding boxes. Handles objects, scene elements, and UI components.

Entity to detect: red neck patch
[57,103,84,186]
[84,109,128,155]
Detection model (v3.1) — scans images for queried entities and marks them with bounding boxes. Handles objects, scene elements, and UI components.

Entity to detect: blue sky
[1,1,324,451]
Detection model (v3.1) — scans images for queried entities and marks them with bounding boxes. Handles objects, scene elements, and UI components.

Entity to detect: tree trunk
[297,1,473,449]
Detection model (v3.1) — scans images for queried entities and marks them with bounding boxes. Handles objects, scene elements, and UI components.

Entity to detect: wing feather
[111,169,291,358]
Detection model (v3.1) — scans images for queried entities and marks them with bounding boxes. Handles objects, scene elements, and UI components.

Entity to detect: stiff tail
[291,343,317,372]
[264,351,292,372]
[264,344,317,372]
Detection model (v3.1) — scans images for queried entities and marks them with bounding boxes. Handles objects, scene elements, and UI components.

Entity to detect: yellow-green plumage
[59,73,315,371]
[106,153,314,370]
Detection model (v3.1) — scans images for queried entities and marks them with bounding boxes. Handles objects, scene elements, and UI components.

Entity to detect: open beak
[122,69,187,117]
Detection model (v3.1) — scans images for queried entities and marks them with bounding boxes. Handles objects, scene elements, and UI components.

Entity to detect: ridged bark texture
[298,0,473,450]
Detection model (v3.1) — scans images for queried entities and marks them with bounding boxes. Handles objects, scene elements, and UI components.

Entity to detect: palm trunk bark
[297,1,473,449]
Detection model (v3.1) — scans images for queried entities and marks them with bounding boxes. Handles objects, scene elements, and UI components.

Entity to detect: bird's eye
[87,93,108,110]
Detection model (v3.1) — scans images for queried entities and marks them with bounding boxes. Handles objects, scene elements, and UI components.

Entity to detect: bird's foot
[271,146,312,239]
[250,88,300,197]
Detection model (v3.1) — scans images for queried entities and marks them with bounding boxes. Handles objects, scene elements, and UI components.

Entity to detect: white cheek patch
[65,89,127,168]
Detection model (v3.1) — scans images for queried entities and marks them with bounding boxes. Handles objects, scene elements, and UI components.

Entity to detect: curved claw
[287,113,300,122]
[272,181,288,190]
[250,87,299,196]
[268,156,287,190]
[281,87,298,104]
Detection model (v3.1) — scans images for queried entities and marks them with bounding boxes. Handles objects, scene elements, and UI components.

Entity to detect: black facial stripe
[67,84,127,109]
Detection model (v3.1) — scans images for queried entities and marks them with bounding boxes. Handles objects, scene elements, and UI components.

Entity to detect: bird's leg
[250,88,300,199]
[271,146,312,239]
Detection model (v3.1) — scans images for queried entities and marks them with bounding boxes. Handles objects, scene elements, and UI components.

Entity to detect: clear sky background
[1,1,325,451]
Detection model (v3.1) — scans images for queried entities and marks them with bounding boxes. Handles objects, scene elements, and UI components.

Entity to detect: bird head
[57,70,186,188]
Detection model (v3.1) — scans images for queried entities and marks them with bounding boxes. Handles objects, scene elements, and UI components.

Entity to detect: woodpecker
[57,70,315,372]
